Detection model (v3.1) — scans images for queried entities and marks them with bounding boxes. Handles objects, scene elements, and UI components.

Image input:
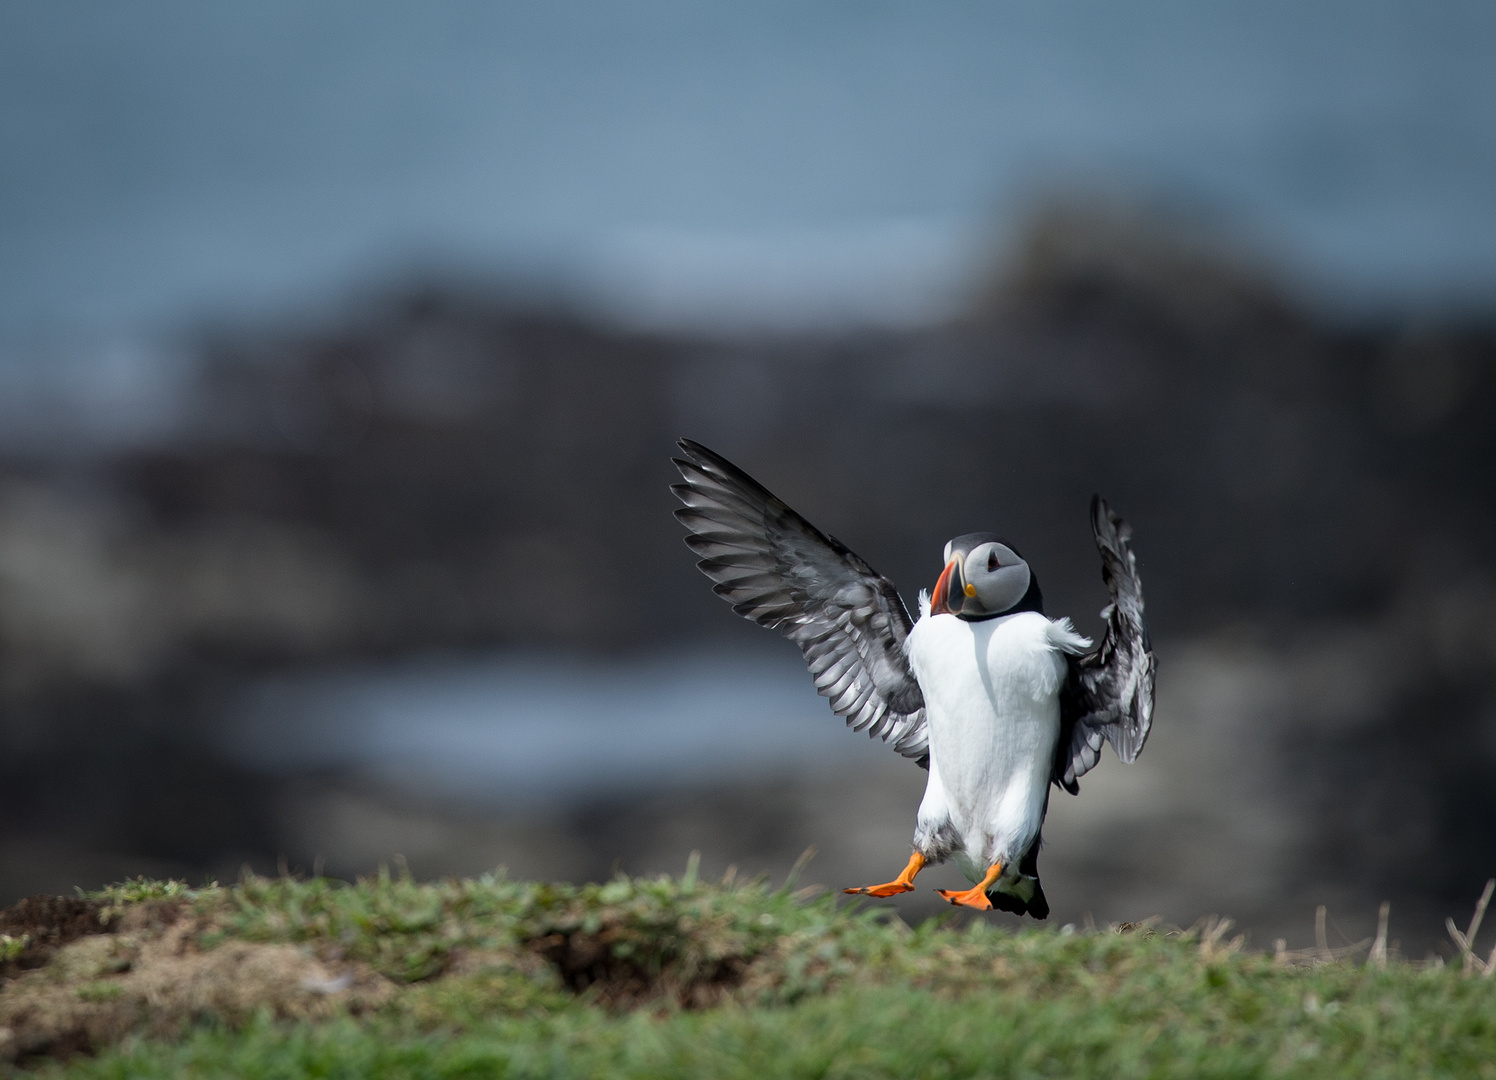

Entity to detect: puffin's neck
[957,575,1044,621]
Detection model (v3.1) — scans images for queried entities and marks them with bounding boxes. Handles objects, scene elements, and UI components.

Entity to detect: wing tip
[677,438,735,477]
[1090,493,1133,544]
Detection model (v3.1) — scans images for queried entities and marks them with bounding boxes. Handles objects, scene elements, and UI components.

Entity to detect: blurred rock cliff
[2,207,1494,951]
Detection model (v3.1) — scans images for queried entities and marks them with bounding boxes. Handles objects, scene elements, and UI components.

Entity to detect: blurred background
[2,0,1495,954]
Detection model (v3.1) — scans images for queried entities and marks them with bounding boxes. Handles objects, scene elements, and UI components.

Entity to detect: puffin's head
[930,532,1043,619]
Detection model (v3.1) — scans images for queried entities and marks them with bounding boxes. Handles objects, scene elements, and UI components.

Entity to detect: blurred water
[222,647,891,807]
[3,2,1494,455]
[2,0,1494,346]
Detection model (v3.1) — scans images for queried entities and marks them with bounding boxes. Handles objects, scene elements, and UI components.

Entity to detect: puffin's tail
[988,837,1050,920]
[989,879,1049,920]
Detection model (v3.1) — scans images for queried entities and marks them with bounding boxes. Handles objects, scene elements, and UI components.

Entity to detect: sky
[1,0,1494,342]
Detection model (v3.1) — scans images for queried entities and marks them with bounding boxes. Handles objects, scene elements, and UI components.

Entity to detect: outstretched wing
[671,439,929,763]
[1054,495,1155,793]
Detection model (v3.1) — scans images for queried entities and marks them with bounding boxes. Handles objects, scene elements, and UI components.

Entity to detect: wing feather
[671,439,929,763]
[1054,496,1156,793]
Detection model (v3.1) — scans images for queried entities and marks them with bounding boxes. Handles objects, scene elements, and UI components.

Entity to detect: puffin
[670,439,1154,917]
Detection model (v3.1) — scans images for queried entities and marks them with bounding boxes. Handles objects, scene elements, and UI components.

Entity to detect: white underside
[906,602,1090,886]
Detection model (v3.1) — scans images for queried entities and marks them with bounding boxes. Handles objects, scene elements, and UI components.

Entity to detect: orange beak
[931,555,964,616]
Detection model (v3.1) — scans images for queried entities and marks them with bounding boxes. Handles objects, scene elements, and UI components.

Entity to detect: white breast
[906,609,1087,875]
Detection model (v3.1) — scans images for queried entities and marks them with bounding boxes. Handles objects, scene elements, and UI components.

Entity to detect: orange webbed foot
[843,851,926,899]
[845,880,915,898]
[937,862,1002,910]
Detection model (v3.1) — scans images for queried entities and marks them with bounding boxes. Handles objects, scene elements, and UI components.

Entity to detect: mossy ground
[2,864,1494,1078]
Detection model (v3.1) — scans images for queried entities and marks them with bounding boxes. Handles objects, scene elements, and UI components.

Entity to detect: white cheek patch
[975,562,1031,613]
[992,543,1021,568]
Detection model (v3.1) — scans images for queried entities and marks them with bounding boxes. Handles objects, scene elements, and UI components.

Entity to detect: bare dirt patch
[0,896,112,975]
[534,926,747,1009]
[0,903,391,1065]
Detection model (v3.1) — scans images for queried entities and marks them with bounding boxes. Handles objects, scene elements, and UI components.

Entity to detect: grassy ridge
[2,868,1494,1078]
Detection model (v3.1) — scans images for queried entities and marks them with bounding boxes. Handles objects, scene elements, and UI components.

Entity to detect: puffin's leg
[937,862,1002,910]
[844,851,926,897]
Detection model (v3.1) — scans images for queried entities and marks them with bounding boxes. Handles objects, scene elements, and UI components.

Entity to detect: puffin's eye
[988,549,1000,572]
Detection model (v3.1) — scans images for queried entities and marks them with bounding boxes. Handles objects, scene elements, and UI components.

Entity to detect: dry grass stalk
[1466,879,1494,973]
[782,846,817,891]
[1443,918,1473,969]
[1196,916,1243,960]
[1444,878,1494,976]
[1369,901,1390,970]
[1270,906,1370,968]
[1315,905,1331,963]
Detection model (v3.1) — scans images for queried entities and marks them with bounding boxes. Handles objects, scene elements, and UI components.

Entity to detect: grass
[1,863,1494,1078]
